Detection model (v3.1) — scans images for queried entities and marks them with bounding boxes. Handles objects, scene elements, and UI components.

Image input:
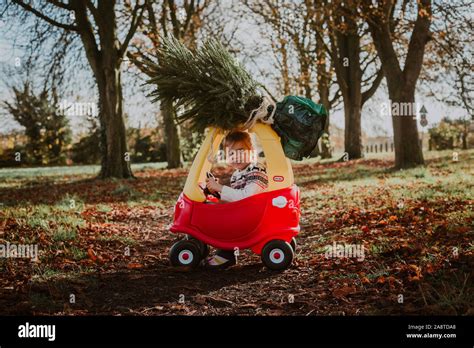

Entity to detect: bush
[2,83,72,165]
[71,124,101,165]
[428,117,470,151]
[128,128,166,163]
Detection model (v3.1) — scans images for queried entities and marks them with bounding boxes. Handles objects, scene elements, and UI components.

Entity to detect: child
[204,130,268,268]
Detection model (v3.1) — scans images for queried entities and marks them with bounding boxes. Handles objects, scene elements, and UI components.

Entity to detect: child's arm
[220,182,265,202]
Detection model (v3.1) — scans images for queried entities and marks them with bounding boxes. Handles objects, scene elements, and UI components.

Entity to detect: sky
[0,2,469,140]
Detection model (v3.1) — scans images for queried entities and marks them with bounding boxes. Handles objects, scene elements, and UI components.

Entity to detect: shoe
[203,255,236,269]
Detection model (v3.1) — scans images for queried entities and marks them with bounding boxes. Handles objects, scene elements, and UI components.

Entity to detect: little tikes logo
[18,322,56,341]
[273,175,284,182]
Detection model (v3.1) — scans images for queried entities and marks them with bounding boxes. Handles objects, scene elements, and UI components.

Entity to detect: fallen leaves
[1,153,472,316]
[332,286,357,299]
[87,248,97,262]
[127,263,144,269]
[407,264,423,282]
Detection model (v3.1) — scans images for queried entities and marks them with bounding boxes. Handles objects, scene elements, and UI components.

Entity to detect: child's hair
[224,131,252,150]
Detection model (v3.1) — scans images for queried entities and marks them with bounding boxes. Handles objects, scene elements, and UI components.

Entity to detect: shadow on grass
[0,175,185,207]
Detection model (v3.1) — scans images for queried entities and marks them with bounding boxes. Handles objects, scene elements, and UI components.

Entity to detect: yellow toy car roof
[183,123,294,202]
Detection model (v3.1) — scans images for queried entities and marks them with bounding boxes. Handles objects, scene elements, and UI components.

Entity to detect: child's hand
[206,177,223,193]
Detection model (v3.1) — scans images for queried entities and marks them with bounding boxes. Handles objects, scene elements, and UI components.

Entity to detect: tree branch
[119,1,145,58]
[69,0,100,75]
[144,0,159,49]
[365,0,402,90]
[12,0,78,31]
[362,68,384,105]
[402,0,432,93]
[85,0,100,25]
[47,0,72,10]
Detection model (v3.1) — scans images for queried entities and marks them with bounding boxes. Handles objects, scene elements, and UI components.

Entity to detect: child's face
[226,140,252,170]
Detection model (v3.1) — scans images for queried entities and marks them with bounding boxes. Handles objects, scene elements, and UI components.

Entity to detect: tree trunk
[462,125,467,150]
[337,11,363,160]
[161,100,182,168]
[72,0,133,178]
[344,100,362,159]
[366,0,430,169]
[319,88,332,159]
[390,92,424,168]
[315,3,332,159]
[318,59,331,159]
[97,3,132,178]
[96,68,133,178]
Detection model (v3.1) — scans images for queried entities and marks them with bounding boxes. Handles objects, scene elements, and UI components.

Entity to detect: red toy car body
[170,185,300,254]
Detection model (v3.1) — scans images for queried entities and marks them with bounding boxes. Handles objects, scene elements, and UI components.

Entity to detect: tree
[9,0,145,178]
[420,1,473,122]
[143,37,260,132]
[243,0,341,158]
[363,0,431,168]
[128,0,212,168]
[322,0,383,159]
[3,82,71,165]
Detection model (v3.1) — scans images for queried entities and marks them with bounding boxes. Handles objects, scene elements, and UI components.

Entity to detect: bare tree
[8,0,145,178]
[316,0,384,160]
[243,0,341,158]
[363,0,431,168]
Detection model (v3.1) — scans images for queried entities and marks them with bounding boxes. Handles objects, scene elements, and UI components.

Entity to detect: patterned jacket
[220,162,268,202]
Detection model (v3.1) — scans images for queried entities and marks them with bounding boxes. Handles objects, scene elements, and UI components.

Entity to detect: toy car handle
[202,172,221,199]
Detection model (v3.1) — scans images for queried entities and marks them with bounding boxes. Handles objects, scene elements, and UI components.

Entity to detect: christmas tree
[144,36,328,160]
[144,36,264,132]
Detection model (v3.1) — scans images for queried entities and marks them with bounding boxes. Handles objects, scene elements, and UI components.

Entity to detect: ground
[0,150,472,315]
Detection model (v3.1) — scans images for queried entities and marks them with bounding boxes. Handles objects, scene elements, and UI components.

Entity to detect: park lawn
[0,149,472,315]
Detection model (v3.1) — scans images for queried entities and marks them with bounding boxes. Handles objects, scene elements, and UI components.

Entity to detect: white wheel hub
[269,248,285,264]
[178,249,194,265]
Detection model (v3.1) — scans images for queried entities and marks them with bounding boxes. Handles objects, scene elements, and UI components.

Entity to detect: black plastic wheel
[290,237,297,252]
[169,240,201,268]
[187,237,210,259]
[261,240,294,271]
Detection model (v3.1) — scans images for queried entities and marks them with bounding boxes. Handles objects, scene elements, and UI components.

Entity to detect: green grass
[97,235,137,245]
[31,264,95,281]
[69,246,87,261]
[56,194,85,212]
[300,150,474,214]
[96,204,112,213]
[52,226,77,242]
[0,162,168,180]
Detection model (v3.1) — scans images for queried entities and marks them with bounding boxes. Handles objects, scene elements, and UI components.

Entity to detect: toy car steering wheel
[201,172,221,199]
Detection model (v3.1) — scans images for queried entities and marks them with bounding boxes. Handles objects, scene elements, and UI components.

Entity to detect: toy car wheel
[261,240,294,271]
[188,237,210,259]
[290,237,297,252]
[169,240,201,268]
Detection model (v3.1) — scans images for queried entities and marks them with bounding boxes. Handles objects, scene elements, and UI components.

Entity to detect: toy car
[169,123,300,270]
